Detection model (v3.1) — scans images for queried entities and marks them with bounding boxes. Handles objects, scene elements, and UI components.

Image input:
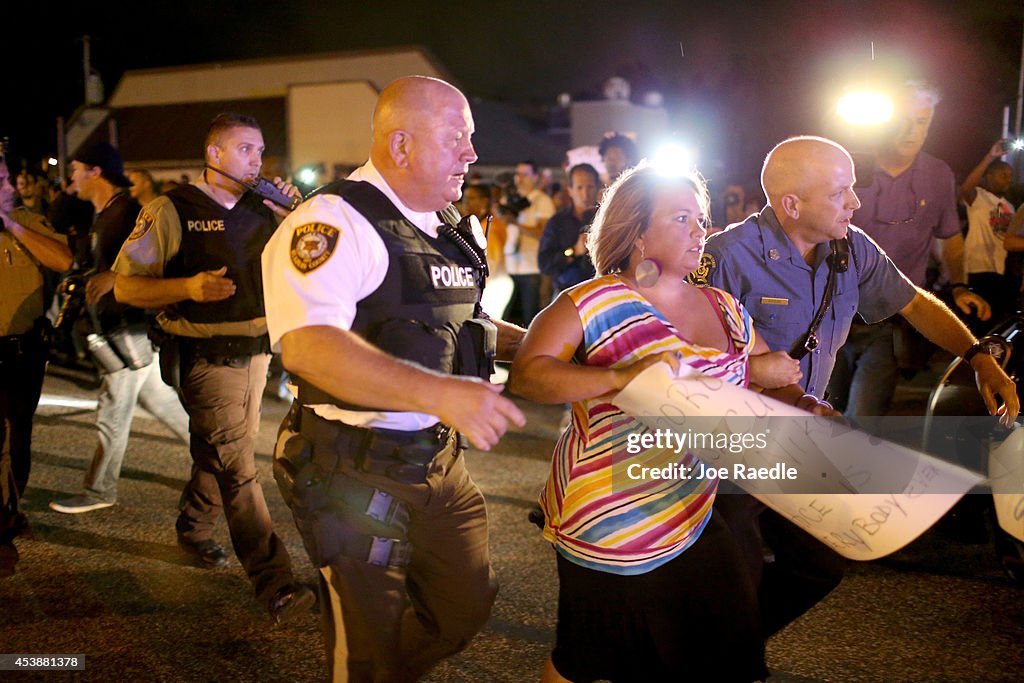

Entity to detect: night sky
[5,0,1023,183]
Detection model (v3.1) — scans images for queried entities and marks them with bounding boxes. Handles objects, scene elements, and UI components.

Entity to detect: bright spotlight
[297,167,317,185]
[47,157,58,166]
[837,91,894,126]
[1013,139,1024,151]
[650,143,698,176]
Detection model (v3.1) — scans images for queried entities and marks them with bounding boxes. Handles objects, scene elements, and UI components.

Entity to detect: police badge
[689,252,716,287]
[290,223,340,274]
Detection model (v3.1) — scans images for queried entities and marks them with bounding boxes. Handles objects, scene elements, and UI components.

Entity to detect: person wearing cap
[111,113,313,622]
[1,152,73,577]
[49,142,190,516]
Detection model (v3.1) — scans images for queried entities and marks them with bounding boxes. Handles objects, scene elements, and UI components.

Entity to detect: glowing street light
[47,157,58,166]
[650,142,698,176]
[836,91,894,126]
[297,167,318,186]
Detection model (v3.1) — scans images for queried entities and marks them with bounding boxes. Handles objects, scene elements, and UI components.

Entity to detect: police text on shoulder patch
[689,252,716,287]
[128,210,155,241]
[290,223,340,274]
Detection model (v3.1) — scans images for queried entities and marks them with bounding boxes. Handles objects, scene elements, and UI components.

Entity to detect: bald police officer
[262,76,526,681]
[693,135,1019,637]
[1,152,73,576]
[112,113,313,621]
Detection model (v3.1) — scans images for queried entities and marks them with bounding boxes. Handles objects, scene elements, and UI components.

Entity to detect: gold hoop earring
[635,244,661,288]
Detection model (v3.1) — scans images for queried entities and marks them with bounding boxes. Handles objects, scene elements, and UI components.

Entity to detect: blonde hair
[588,163,709,275]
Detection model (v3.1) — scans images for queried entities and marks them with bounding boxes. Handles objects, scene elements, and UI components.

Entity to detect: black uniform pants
[714,489,846,637]
[0,343,47,542]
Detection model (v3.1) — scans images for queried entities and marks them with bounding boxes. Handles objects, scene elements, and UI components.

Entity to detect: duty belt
[177,334,270,361]
[299,406,454,484]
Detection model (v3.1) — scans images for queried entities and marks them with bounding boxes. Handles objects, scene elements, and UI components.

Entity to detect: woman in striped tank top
[511,164,820,683]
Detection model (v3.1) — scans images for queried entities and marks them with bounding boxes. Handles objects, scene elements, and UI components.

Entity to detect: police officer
[111,114,313,621]
[0,152,73,576]
[261,76,526,681]
[693,135,1019,637]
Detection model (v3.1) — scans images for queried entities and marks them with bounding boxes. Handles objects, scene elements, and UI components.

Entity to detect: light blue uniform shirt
[695,207,916,398]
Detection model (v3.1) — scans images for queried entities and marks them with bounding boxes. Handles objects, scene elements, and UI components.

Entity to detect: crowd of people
[1,75,1021,682]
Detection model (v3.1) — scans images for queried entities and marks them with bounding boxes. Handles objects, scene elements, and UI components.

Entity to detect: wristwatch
[962,339,1003,365]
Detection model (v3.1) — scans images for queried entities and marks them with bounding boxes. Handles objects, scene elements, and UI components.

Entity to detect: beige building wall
[109,48,445,107]
[288,81,379,171]
[570,100,669,154]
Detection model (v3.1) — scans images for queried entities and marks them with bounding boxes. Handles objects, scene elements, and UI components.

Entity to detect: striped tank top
[541,275,756,575]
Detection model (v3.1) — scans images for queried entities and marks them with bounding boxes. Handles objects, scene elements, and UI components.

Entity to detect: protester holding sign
[510,163,825,683]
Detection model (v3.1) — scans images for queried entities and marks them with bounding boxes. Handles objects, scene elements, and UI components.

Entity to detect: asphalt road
[1,364,1022,682]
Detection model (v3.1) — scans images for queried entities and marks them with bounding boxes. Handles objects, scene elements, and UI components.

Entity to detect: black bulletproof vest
[296,180,483,410]
[165,185,277,324]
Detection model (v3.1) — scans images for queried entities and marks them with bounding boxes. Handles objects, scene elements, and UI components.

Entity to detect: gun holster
[149,327,181,389]
[273,427,324,511]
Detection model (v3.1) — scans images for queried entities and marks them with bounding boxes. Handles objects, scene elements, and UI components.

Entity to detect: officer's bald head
[759,136,860,253]
[370,76,477,212]
[762,136,853,205]
[372,76,467,146]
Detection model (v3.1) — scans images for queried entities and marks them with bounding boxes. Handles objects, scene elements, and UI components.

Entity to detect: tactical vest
[164,185,276,324]
[296,180,486,411]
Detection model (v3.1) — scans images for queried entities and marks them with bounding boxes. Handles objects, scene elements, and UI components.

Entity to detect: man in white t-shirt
[503,160,555,326]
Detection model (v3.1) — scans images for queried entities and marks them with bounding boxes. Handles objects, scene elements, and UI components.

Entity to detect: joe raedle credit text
[622,427,798,482]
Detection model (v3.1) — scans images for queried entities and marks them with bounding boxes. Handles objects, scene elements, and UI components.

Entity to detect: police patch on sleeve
[127,210,155,241]
[689,252,716,287]
[290,223,340,274]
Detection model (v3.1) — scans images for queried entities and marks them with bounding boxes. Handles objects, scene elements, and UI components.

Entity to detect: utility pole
[83,35,91,107]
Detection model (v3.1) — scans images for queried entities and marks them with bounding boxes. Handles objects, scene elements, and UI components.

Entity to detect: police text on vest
[187,219,226,232]
[430,264,475,288]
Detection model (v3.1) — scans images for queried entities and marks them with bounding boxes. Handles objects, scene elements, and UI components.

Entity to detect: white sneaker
[49,495,115,514]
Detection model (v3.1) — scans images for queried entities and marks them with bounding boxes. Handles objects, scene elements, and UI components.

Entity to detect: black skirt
[550,510,768,683]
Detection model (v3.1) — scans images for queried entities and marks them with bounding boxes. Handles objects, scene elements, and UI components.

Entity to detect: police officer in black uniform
[111,114,313,621]
[1,150,73,576]
[261,76,527,681]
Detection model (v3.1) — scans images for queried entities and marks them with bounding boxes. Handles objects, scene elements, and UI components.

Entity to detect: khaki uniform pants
[176,352,293,603]
[319,441,497,682]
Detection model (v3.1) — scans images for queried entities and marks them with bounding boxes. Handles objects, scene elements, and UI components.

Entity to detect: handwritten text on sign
[613,364,981,561]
